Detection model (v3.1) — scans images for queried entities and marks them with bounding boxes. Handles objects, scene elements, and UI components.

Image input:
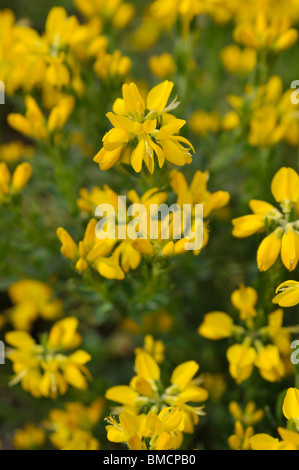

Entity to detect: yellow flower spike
[198,312,234,339]
[170,361,199,390]
[273,281,299,307]
[282,387,299,421]
[11,162,32,192]
[257,229,282,271]
[271,167,299,204]
[280,225,299,271]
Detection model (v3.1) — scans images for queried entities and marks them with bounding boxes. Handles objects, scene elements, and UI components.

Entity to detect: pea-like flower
[0,162,32,204]
[94,80,194,174]
[232,167,299,272]
[273,281,299,307]
[5,317,92,398]
[250,387,299,450]
[105,343,208,435]
[45,399,104,450]
[198,284,296,384]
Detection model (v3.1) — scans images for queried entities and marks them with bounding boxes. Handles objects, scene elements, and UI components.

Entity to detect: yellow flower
[93,80,194,174]
[226,343,257,384]
[189,110,220,136]
[199,284,293,384]
[254,344,285,382]
[105,347,208,435]
[282,387,299,422]
[220,44,257,75]
[57,219,124,280]
[77,184,120,215]
[148,53,176,79]
[106,407,183,450]
[106,407,182,450]
[233,167,299,272]
[249,433,280,450]
[7,95,75,140]
[74,0,135,29]
[266,309,290,356]
[250,428,299,450]
[230,284,258,320]
[228,420,254,450]
[5,317,91,398]
[273,281,299,307]
[0,141,34,164]
[94,49,132,80]
[105,412,146,449]
[7,279,63,331]
[46,399,104,450]
[135,335,165,363]
[225,76,299,147]
[198,312,234,339]
[233,12,298,52]
[271,167,299,207]
[13,424,46,450]
[256,229,282,271]
[229,401,264,427]
[0,162,32,204]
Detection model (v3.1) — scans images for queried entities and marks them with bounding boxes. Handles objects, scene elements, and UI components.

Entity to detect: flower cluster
[5,317,92,398]
[198,284,299,383]
[104,337,208,449]
[94,80,194,173]
[232,167,299,272]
